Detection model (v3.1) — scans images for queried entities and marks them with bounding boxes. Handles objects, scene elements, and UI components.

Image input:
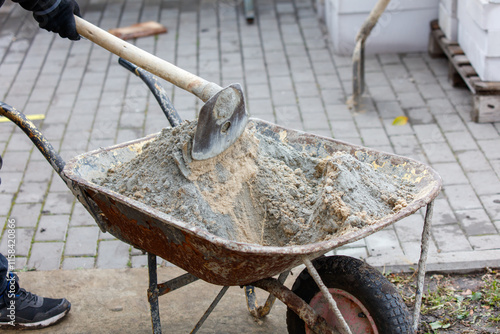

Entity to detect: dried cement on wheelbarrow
[98,121,416,247]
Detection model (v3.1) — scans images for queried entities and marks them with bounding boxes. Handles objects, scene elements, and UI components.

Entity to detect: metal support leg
[350,0,391,107]
[190,286,229,334]
[148,253,162,334]
[245,271,290,318]
[413,200,435,332]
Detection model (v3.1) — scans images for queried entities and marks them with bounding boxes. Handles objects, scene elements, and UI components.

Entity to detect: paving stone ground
[1,0,499,274]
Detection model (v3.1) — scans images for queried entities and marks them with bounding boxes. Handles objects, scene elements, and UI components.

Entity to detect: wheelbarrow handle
[0,102,65,175]
[74,16,222,103]
[118,58,183,128]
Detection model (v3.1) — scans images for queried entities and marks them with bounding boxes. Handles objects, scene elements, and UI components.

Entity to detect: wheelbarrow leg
[413,200,435,331]
[245,270,290,318]
[148,252,162,334]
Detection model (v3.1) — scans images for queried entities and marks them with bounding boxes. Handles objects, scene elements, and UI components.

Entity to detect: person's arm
[12,0,81,40]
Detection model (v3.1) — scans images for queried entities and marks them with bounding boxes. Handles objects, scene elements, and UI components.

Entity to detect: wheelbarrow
[0,63,441,334]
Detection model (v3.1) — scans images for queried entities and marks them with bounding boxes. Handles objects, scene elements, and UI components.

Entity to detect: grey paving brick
[421,142,456,163]
[27,242,63,270]
[359,128,390,147]
[369,86,397,102]
[394,214,425,243]
[65,226,99,256]
[330,120,358,139]
[99,231,117,240]
[456,209,497,236]
[457,150,491,172]
[431,197,458,225]
[383,119,414,136]
[375,101,404,119]
[334,247,368,260]
[432,162,468,186]
[432,225,472,252]
[445,184,483,211]
[0,150,30,172]
[97,240,130,269]
[303,112,330,131]
[389,134,419,155]
[316,74,342,90]
[401,240,439,263]
[492,159,500,178]
[481,194,500,220]
[43,192,74,215]
[413,124,444,143]
[469,235,500,250]
[325,104,353,121]
[35,215,68,241]
[0,194,14,216]
[0,172,22,194]
[398,92,426,110]
[389,78,417,94]
[445,133,478,153]
[0,227,34,257]
[417,83,446,100]
[427,98,456,115]
[434,114,467,132]
[62,257,95,270]
[16,181,48,204]
[364,228,404,257]
[365,72,390,87]
[131,254,148,268]
[467,122,500,140]
[477,139,500,160]
[467,170,500,195]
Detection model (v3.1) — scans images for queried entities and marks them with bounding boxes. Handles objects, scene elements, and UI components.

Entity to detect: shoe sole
[0,305,70,330]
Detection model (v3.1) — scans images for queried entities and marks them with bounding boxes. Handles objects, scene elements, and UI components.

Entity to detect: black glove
[14,0,81,41]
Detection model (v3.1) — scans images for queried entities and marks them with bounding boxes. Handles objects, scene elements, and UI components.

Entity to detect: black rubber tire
[286,256,413,334]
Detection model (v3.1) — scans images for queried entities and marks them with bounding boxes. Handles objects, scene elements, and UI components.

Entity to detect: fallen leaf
[392,116,408,126]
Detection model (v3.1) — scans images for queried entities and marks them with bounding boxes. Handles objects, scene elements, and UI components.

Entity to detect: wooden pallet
[428,20,500,123]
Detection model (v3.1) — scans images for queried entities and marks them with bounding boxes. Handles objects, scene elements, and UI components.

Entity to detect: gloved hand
[14,0,81,41]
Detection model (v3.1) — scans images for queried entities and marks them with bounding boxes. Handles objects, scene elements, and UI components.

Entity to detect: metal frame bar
[245,271,290,318]
[413,200,435,331]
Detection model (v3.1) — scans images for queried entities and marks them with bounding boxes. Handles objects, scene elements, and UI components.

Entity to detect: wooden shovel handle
[74,16,221,102]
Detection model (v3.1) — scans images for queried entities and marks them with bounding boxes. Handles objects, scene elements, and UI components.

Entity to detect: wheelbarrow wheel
[286,255,412,334]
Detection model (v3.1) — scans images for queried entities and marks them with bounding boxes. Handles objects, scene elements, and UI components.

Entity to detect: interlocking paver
[96,240,130,269]
[432,224,472,252]
[481,194,500,221]
[467,171,500,195]
[469,235,500,251]
[27,242,63,270]
[64,226,99,256]
[444,131,479,152]
[457,150,492,172]
[456,209,498,236]
[445,184,483,211]
[35,214,69,241]
[432,162,468,186]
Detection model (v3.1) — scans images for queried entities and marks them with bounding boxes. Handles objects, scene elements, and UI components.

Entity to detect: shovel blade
[192,84,249,160]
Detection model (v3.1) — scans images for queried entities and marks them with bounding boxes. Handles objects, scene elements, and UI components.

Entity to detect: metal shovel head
[191,83,249,160]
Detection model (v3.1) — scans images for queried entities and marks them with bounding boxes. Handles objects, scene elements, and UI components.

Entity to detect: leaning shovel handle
[74,16,222,102]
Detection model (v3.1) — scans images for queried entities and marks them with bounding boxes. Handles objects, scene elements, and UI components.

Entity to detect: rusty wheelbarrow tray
[63,119,440,286]
[0,63,441,334]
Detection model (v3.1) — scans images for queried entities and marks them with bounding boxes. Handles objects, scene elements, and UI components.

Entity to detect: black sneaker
[0,288,71,329]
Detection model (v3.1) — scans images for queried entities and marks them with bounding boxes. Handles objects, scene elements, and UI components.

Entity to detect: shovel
[74,16,249,160]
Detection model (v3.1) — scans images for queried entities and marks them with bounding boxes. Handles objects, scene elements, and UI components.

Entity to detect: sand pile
[98,121,416,246]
